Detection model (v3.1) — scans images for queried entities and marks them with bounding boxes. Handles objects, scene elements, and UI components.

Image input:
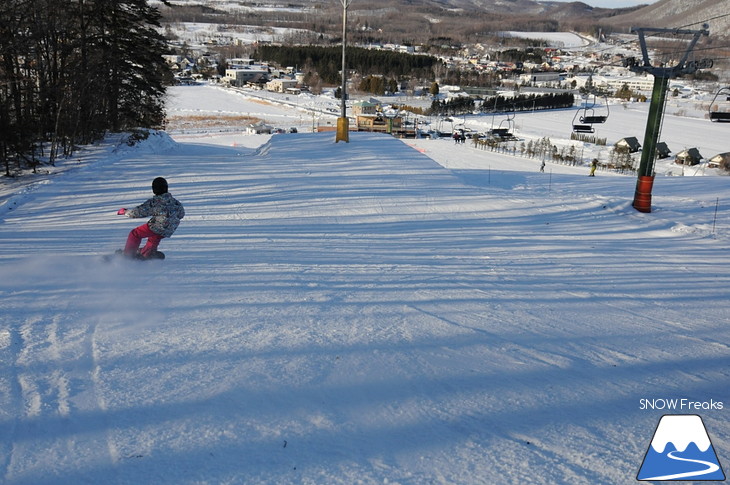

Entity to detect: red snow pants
[124,223,163,257]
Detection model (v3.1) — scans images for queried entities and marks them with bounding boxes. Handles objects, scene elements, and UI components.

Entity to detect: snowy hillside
[0,86,729,484]
[609,0,730,35]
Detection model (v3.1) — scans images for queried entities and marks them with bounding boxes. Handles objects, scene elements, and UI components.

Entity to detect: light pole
[335,0,352,143]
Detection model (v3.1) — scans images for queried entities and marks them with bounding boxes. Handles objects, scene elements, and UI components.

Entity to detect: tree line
[1,0,171,176]
[358,75,399,96]
[428,96,475,117]
[254,45,439,86]
[480,92,575,113]
[429,92,574,117]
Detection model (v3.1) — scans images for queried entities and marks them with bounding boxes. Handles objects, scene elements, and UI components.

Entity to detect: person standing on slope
[117,177,185,259]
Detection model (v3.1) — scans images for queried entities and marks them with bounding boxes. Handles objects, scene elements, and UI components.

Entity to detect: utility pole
[625,25,711,212]
[335,0,352,143]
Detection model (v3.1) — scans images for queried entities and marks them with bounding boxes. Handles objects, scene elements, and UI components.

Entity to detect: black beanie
[152,177,168,195]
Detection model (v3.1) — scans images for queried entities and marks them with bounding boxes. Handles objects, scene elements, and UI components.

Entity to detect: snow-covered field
[0,85,728,484]
[500,32,590,48]
[166,84,729,177]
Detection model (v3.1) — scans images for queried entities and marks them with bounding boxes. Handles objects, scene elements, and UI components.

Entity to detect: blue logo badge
[638,414,726,481]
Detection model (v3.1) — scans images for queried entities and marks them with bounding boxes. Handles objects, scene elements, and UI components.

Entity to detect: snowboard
[103,249,165,262]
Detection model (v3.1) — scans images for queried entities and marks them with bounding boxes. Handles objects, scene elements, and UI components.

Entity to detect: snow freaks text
[639,398,724,411]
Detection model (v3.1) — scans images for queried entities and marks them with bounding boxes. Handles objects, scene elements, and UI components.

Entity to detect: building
[356,114,405,135]
[266,79,298,93]
[656,142,671,159]
[604,75,655,93]
[675,148,703,165]
[229,58,255,67]
[708,152,730,169]
[522,71,562,84]
[225,68,269,87]
[352,101,378,116]
[616,137,642,153]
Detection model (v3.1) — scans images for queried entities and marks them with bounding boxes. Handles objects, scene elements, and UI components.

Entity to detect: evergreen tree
[87,0,170,131]
[0,0,171,172]
[615,83,633,101]
[430,82,439,97]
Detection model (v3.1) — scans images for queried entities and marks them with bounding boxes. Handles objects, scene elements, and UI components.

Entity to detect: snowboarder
[589,159,598,177]
[540,160,546,173]
[117,177,185,259]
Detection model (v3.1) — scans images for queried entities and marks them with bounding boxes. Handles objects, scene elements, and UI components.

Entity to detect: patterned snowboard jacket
[126,192,185,238]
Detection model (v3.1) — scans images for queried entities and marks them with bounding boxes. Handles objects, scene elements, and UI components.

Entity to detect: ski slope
[0,102,729,483]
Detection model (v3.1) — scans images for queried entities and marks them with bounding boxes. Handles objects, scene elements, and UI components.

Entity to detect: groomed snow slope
[0,131,728,484]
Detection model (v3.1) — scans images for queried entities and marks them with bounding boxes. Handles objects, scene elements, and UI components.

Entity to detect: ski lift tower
[335,0,352,143]
[624,25,711,212]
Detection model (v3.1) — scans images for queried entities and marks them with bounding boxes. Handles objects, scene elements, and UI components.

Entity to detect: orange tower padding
[632,175,655,213]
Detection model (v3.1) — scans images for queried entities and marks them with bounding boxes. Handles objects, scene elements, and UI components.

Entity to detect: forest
[480,92,576,113]
[428,92,575,117]
[254,45,440,86]
[0,0,171,176]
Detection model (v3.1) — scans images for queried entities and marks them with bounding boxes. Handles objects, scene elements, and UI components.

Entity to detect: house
[675,148,703,166]
[352,101,378,116]
[616,137,642,153]
[266,78,298,93]
[656,142,671,159]
[708,152,730,169]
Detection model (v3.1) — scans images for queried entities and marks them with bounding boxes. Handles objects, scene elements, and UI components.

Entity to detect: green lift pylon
[625,25,711,212]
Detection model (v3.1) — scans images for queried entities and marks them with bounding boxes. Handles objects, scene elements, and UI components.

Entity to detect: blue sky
[550,0,659,7]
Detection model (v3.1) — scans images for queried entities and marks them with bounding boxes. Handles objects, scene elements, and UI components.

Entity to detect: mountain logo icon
[638,414,726,481]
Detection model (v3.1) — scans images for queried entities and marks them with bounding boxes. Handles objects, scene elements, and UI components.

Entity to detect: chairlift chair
[488,128,511,139]
[572,94,608,133]
[581,114,608,124]
[494,106,516,138]
[572,123,595,134]
[572,105,595,133]
[580,94,609,124]
[709,87,730,122]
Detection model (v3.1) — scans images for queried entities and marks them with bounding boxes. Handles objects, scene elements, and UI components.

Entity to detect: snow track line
[405,302,505,341]
[1,312,119,482]
[15,316,70,419]
[0,326,24,483]
[89,321,120,465]
[560,288,708,334]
